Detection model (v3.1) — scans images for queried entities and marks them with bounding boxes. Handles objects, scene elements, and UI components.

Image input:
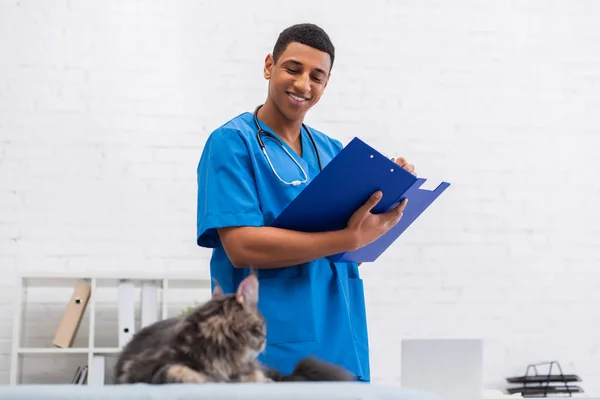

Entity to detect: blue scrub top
[196,111,370,382]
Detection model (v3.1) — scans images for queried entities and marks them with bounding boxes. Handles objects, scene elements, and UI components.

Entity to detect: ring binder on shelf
[53,280,91,348]
[88,355,105,386]
[118,280,135,348]
[141,281,158,328]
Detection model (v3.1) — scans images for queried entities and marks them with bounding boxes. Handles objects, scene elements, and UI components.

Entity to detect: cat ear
[212,278,224,298]
[236,274,259,308]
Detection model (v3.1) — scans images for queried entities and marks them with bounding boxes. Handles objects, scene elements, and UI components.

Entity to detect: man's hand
[344,191,408,251]
[392,157,416,176]
[352,157,414,267]
[217,157,414,270]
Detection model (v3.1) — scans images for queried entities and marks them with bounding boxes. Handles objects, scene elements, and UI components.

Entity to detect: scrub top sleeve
[332,138,344,154]
[196,128,264,248]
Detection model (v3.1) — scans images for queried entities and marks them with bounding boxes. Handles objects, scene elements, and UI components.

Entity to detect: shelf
[166,277,212,290]
[17,347,122,355]
[11,273,211,385]
[20,277,92,288]
[17,348,89,354]
[18,272,213,284]
[92,347,121,354]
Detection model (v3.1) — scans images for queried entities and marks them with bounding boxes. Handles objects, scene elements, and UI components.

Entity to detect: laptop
[401,338,483,400]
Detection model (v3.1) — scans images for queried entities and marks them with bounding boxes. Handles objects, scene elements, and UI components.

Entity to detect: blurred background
[1,0,599,394]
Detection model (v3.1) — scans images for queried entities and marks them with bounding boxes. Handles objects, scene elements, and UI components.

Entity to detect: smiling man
[196,23,415,382]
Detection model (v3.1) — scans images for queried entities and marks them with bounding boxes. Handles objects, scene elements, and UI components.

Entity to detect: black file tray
[506,361,583,398]
[506,385,583,396]
[507,375,581,384]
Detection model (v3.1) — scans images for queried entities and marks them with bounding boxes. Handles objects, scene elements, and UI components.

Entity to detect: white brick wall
[2,0,600,394]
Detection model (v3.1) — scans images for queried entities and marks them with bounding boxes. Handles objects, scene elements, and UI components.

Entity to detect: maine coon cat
[114,273,354,384]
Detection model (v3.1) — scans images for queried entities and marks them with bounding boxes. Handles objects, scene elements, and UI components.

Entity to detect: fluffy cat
[113,273,354,384]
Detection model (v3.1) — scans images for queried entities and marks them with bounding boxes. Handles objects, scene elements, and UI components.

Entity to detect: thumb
[397,197,408,212]
[393,198,408,216]
[361,191,383,213]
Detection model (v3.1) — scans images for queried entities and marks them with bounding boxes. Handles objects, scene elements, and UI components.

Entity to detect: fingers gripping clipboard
[270,137,451,263]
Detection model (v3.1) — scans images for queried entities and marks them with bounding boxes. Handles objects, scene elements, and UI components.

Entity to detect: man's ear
[264,54,274,80]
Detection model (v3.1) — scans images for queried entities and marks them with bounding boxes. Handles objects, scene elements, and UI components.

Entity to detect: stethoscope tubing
[253,105,323,186]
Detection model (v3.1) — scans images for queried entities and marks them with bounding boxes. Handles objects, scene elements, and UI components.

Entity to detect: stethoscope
[254,104,323,186]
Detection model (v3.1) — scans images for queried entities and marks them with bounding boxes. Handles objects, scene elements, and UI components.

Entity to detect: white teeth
[289,93,307,102]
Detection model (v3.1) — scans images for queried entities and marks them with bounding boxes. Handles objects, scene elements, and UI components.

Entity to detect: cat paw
[242,370,274,383]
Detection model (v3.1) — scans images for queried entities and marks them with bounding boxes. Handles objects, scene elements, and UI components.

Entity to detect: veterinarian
[196,23,415,383]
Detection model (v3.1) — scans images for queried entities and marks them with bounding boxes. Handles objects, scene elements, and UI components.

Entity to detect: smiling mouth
[287,92,309,102]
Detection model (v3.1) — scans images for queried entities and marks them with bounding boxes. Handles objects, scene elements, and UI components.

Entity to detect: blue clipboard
[270,137,451,263]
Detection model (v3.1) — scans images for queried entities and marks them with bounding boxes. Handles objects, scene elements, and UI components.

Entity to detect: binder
[70,365,88,384]
[141,281,158,328]
[271,137,451,263]
[118,280,135,347]
[77,366,88,384]
[71,366,82,384]
[89,355,105,386]
[52,280,91,348]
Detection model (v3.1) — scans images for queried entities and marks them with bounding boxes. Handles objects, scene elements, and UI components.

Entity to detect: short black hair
[272,23,335,71]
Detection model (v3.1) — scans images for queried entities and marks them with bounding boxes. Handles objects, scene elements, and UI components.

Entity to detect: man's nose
[293,73,311,93]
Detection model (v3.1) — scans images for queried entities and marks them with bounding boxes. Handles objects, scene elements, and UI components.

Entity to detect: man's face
[264,42,331,122]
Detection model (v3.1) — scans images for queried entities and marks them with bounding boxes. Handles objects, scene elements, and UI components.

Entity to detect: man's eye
[286,69,298,74]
